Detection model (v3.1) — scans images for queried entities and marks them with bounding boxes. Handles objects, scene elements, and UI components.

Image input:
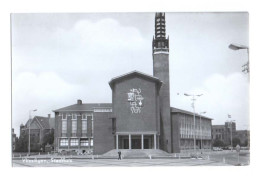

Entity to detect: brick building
[212,122,249,147]
[53,101,112,154]
[19,115,55,152]
[171,108,212,151]
[12,128,17,151]
[53,12,212,155]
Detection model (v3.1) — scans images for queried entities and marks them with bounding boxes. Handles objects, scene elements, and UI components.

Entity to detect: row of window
[60,138,93,147]
[156,22,165,26]
[156,34,165,38]
[180,134,211,139]
[156,18,165,22]
[60,113,93,136]
[156,27,165,30]
[180,129,211,137]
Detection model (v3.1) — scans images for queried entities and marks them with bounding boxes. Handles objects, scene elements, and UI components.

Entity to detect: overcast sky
[11,12,249,136]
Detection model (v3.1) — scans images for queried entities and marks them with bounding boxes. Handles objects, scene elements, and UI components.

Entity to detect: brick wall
[153,53,172,153]
[93,112,114,154]
[113,76,160,133]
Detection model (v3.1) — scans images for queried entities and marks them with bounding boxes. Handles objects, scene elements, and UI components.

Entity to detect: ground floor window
[80,138,89,146]
[90,138,93,148]
[70,138,79,146]
[60,138,68,146]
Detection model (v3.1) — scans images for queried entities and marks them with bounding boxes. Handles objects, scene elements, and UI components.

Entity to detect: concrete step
[103,149,171,158]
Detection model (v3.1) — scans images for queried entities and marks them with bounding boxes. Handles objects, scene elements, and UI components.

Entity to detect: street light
[229,43,249,73]
[227,114,235,151]
[28,109,37,156]
[199,111,206,152]
[184,93,203,152]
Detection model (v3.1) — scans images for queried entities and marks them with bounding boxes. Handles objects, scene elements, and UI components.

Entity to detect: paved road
[12,158,230,167]
[207,151,250,166]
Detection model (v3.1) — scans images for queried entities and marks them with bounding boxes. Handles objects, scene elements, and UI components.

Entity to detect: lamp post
[229,43,249,73]
[199,111,206,152]
[28,109,37,156]
[184,93,203,152]
[227,115,235,151]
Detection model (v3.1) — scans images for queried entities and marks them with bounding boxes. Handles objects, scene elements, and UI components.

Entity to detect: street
[207,151,250,166]
[12,158,230,167]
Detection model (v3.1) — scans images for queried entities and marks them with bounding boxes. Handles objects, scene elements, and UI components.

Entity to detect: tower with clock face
[152,12,172,153]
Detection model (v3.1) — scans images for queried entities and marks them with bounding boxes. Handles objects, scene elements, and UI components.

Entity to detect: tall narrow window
[61,114,67,137]
[90,138,93,148]
[82,115,87,137]
[91,116,94,137]
[72,114,77,137]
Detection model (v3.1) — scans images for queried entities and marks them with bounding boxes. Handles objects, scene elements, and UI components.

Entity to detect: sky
[11,12,249,136]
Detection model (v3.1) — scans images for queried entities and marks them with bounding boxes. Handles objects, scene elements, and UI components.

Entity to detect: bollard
[223,157,226,164]
[20,154,21,158]
[149,155,152,159]
[39,152,40,156]
[92,155,94,160]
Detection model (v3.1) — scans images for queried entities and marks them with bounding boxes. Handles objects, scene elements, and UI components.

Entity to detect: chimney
[48,114,51,118]
[77,99,82,105]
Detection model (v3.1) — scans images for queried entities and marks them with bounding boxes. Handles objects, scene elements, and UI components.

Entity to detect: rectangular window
[90,116,94,136]
[62,118,67,136]
[60,138,68,146]
[72,114,77,136]
[90,138,93,147]
[82,115,87,136]
[80,138,89,146]
[70,138,79,146]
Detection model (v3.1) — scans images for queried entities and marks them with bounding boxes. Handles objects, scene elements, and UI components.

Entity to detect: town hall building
[53,13,212,155]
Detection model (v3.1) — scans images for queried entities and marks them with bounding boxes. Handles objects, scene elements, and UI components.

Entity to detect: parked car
[213,147,223,151]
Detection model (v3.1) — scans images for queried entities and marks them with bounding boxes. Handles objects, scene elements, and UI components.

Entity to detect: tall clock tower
[152,12,172,152]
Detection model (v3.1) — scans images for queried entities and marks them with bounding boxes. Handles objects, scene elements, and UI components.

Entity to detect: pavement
[12,158,231,167]
[12,150,250,167]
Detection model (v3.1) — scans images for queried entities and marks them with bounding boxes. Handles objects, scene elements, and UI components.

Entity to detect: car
[213,147,223,151]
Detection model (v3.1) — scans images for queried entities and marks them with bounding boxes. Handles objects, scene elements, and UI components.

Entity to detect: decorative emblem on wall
[127,88,144,113]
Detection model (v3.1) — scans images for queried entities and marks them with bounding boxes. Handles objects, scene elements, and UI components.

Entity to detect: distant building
[12,128,17,151]
[212,122,249,147]
[212,122,236,146]
[19,114,55,152]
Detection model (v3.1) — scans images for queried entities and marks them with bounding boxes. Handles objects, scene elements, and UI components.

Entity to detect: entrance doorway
[131,135,141,149]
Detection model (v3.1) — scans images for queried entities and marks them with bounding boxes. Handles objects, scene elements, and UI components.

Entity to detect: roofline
[108,70,163,89]
[53,110,94,112]
[53,103,112,112]
[171,107,213,120]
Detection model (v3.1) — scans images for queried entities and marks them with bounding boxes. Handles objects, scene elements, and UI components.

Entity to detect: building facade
[171,108,212,151]
[12,128,17,151]
[19,115,55,152]
[53,12,213,155]
[212,122,236,146]
[53,100,113,154]
[212,122,249,147]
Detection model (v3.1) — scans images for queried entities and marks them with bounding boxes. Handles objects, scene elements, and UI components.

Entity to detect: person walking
[118,151,121,160]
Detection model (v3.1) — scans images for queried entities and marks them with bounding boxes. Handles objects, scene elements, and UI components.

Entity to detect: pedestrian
[118,151,121,160]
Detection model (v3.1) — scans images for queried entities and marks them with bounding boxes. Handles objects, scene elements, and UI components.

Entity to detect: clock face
[127,88,144,114]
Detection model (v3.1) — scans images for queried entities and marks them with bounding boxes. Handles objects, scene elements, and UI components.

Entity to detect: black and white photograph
[11,12,249,167]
